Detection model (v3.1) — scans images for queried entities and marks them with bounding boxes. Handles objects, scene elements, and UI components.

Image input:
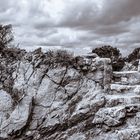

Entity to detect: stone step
[105,104,140,115]
[113,71,138,74]
[114,128,140,140]
[96,104,140,115]
[113,71,140,85]
[110,84,140,93]
[105,94,140,107]
[93,104,140,127]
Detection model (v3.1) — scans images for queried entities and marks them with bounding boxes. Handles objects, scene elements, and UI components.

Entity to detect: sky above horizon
[0,0,140,55]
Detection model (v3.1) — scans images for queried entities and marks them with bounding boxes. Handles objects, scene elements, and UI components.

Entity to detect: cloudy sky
[0,0,140,55]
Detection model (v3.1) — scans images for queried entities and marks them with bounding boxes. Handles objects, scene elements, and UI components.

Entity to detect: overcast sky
[0,0,140,55]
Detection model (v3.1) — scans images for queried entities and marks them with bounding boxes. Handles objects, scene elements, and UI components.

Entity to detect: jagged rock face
[0,49,140,140]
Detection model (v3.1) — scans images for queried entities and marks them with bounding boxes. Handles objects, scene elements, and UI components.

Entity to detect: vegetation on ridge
[0,24,140,71]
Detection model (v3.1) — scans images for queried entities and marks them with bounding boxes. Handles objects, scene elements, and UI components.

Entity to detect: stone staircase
[108,71,140,106]
[93,70,140,139]
[110,70,140,98]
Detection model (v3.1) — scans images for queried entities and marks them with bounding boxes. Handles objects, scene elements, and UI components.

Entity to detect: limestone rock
[0,48,140,140]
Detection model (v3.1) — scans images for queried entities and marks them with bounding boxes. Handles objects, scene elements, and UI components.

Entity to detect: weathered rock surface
[0,48,140,140]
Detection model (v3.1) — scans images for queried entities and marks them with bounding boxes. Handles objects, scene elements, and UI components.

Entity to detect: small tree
[0,24,14,49]
[92,45,125,71]
[92,45,121,60]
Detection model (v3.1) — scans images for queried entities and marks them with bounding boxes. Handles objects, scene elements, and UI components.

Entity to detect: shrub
[45,50,75,68]
[126,47,140,63]
[0,47,26,63]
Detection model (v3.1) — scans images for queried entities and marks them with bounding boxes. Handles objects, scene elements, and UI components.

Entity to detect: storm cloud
[0,0,140,55]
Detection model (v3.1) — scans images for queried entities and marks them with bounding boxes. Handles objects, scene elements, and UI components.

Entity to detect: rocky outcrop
[0,48,140,140]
